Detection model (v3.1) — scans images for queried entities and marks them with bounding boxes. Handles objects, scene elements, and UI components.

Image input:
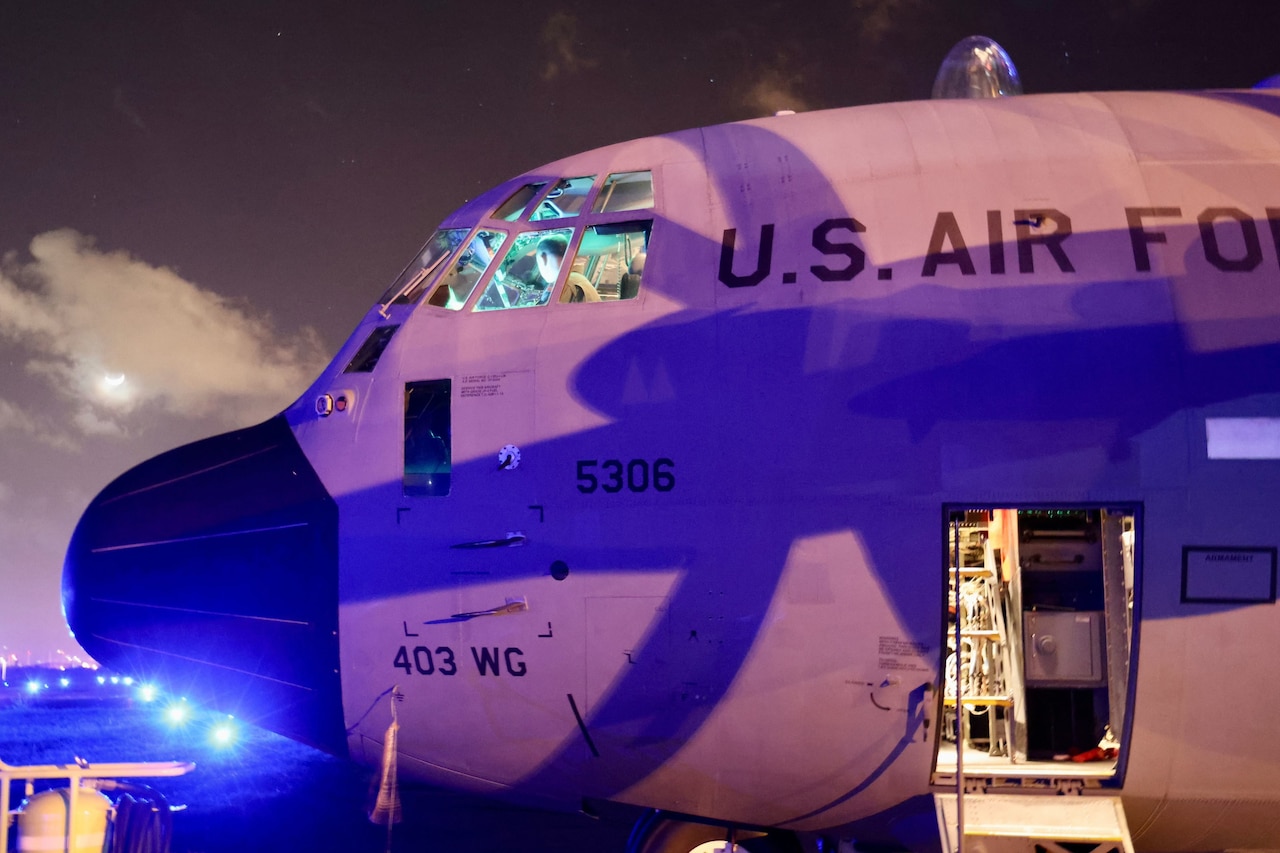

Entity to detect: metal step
[935,792,1133,853]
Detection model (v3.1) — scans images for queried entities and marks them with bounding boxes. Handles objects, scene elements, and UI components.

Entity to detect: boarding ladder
[935,791,1134,853]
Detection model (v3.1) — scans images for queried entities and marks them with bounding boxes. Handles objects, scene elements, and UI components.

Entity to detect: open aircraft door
[931,506,1138,853]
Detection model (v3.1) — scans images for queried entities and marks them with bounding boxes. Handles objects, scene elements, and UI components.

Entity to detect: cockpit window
[473,227,575,312]
[380,228,469,306]
[344,324,400,373]
[492,182,547,221]
[591,171,654,213]
[424,229,507,310]
[404,379,451,496]
[566,219,651,301]
[529,176,596,221]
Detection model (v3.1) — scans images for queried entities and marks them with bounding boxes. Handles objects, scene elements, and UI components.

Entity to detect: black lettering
[653,458,675,491]
[413,646,434,675]
[472,646,502,676]
[576,460,598,493]
[1199,207,1262,272]
[718,225,774,288]
[393,646,411,674]
[1266,208,1280,268]
[601,460,623,493]
[1014,209,1074,273]
[1126,207,1181,272]
[579,458,675,493]
[986,210,1005,274]
[922,212,975,276]
[504,647,527,676]
[627,459,649,492]
[436,646,457,675]
[810,217,866,282]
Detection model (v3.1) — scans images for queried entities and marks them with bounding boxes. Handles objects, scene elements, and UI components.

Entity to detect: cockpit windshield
[492,183,547,221]
[379,228,469,307]
[424,229,507,310]
[379,170,656,314]
[529,176,595,221]
[592,171,654,213]
[473,227,575,312]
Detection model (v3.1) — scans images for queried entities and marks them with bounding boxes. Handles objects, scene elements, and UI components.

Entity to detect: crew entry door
[933,506,1137,785]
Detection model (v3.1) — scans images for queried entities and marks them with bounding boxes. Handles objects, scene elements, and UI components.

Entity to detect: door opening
[933,506,1137,785]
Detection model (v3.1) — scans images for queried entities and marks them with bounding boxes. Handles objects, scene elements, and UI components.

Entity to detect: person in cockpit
[535,234,601,303]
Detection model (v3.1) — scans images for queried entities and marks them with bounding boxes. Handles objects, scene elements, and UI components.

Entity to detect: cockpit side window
[380,228,469,306]
[344,324,400,373]
[591,171,654,213]
[529,176,596,221]
[564,219,651,302]
[492,182,547,221]
[472,227,575,312]
[404,379,451,496]
[424,229,508,310]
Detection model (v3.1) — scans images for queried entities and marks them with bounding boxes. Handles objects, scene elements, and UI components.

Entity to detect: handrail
[951,518,965,853]
[1,757,194,853]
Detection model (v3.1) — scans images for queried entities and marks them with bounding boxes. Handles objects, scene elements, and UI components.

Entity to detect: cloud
[0,489,85,659]
[540,10,597,80]
[0,398,78,449]
[0,230,327,435]
[850,0,905,50]
[742,67,812,116]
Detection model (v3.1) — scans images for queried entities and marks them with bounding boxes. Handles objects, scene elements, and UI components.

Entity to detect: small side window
[473,227,575,312]
[591,171,654,213]
[404,379,451,496]
[380,228,468,306]
[530,176,596,221]
[344,325,400,373]
[565,220,651,302]
[492,182,547,221]
[425,229,507,310]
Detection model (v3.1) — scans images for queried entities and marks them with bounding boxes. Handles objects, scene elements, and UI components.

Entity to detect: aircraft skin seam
[98,443,282,505]
[87,597,311,626]
[88,521,311,554]
[89,634,316,691]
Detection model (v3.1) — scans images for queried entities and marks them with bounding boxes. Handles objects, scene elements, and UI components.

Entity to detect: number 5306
[576,458,674,494]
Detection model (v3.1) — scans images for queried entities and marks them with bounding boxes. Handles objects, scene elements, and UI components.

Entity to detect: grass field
[1,685,633,852]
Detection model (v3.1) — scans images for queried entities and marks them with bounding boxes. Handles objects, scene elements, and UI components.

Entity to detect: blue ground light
[0,674,634,852]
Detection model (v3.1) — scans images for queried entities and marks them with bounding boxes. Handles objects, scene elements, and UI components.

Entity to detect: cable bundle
[104,783,174,853]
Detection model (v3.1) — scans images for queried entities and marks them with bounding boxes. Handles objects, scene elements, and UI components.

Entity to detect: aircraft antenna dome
[932,35,1023,99]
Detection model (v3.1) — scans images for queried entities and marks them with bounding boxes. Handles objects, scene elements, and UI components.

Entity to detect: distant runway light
[122,676,134,686]
[59,677,70,688]
[165,702,189,725]
[212,720,237,747]
[96,676,106,685]
[138,684,157,702]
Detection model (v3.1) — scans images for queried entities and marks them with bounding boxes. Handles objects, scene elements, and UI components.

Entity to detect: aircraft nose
[62,415,345,754]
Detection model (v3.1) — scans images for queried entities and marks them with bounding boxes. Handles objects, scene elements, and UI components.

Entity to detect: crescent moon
[104,373,126,387]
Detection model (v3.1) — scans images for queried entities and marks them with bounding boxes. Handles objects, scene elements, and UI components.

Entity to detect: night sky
[2,0,1278,660]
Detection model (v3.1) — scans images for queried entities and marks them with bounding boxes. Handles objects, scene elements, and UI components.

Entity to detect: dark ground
[1,675,635,852]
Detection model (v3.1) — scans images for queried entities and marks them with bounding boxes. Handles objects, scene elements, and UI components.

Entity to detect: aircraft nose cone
[62,416,345,754]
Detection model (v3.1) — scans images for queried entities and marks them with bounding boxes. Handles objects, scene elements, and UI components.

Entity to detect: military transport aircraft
[62,38,1280,853]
